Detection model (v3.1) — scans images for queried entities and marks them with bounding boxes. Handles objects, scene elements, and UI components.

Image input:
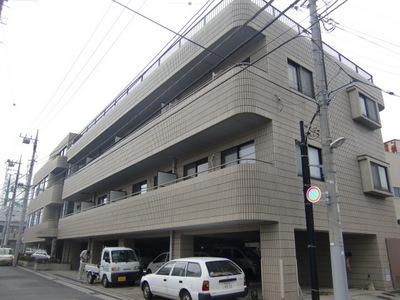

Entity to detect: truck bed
[84,263,99,274]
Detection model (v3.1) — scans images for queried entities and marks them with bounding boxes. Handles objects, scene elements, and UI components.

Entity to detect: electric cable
[29,1,115,129]
[30,0,373,194]
[38,0,140,130]
[30,0,304,187]
[36,0,339,178]
[47,0,346,190]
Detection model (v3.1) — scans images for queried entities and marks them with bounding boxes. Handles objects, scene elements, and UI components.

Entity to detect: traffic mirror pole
[299,121,320,300]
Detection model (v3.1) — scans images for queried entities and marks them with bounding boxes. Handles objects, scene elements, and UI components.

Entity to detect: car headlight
[111,267,120,271]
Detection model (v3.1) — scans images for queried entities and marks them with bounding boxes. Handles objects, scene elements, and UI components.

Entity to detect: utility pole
[299,121,320,300]
[2,173,12,207]
[13,130,38,266]
[2,157,21,247]
[0,174,12,245]
[308,1,349,299]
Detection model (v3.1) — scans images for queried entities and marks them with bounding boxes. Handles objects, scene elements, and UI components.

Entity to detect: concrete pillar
[50,238,57,261]
[260,223,298,300]
[172,232,194,259]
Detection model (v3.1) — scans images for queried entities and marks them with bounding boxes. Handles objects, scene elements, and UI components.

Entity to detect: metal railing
[71,0,372,145]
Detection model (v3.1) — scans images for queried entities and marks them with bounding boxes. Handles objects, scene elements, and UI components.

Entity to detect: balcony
[51,155,68,174]
[24,220,58,241]
[66,0,372,165]
[63,66,272,202]
[66,0,264,164]
[58,162,280,239]
[33,155,68,186]
[28,183,64,214]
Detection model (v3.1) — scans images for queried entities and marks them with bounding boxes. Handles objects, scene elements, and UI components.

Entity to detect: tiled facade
[25,1,400,298]
[385,140,400,221]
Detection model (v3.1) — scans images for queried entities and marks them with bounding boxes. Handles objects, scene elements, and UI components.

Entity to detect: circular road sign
[306,186,321,203]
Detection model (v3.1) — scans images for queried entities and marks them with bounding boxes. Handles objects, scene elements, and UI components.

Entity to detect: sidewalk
[35,268,400,300]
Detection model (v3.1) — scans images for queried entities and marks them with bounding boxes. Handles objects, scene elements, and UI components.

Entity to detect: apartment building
[24,0,400,298]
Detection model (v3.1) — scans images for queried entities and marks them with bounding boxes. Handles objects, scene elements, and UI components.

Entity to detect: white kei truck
[85,247,142,287]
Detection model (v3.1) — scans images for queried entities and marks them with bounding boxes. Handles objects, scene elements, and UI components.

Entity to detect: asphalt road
[0,266,112,300]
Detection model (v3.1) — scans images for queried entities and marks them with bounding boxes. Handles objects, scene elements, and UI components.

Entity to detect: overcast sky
[0,0,399,190]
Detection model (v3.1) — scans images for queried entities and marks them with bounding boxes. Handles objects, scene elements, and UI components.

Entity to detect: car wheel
[142,282,153,299]
[102,275,109,288]
[87,273,94,284]
[180,290,192,300]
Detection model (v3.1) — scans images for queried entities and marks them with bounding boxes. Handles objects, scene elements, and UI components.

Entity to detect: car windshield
[111,250,138,263]
[206,260,242,277]
[0,248,13,255]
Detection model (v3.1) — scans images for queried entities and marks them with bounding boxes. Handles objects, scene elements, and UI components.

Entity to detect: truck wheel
[142,282,153,299]
[87,273,94,284]
[102,275,109,288]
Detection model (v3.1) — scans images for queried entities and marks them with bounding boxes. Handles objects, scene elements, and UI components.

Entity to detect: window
[58,146,67,156]
[296,144,323,180]
[28,208,43,227]
[358,155,392,197]
[206,260,241,277]
[370,162,389,192]
[187,262,202,277]
[359,93,379,123]
[288,59,315,98]
[222,141,255,167]
[103,251,110,262]
[97,195,107,205]
[132,180,147,195]
[394,187,400,198]
[184,158,208,178]
[347,86,381,130]
[171,262,187,277]
[157,262,174,276]
[34,176,48,196]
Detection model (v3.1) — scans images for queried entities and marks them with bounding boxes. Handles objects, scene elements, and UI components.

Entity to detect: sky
[0,0,399,192]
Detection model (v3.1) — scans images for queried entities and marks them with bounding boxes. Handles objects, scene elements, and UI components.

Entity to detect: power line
[29,2,115,129]
[38,0,348,189]
[38,0,343,177]
[30,0,377,191]
[38,0,139,130]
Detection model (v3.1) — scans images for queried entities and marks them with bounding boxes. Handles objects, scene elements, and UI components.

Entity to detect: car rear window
[206,260,242,277]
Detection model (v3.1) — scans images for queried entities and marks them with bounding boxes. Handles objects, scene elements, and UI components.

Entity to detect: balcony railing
[62,158,273,218]
[71,0,372,145]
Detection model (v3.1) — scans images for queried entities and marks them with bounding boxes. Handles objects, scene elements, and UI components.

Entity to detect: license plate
[118,276,126,282]
[223,282,233,289]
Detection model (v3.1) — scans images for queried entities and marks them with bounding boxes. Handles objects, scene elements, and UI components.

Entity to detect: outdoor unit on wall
[157,171,177,187]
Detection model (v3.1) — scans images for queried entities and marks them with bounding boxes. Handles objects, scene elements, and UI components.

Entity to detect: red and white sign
[306,186,321,203]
